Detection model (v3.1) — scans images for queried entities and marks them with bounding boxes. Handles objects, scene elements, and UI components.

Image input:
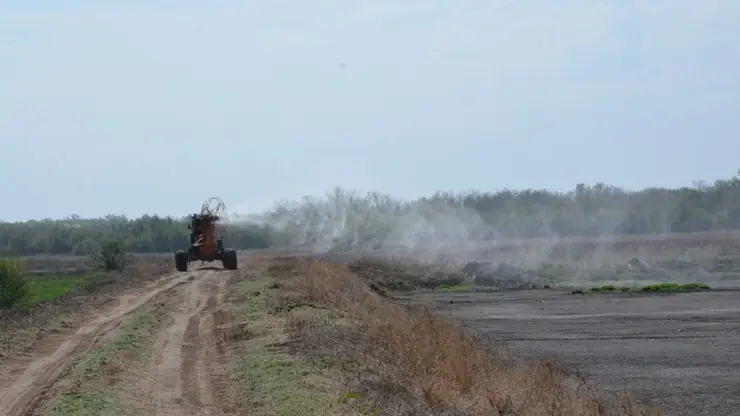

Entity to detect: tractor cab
[188,214,216,245]
[175,197,238,272]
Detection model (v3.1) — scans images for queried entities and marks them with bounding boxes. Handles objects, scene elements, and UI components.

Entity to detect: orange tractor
[175,197,238,272]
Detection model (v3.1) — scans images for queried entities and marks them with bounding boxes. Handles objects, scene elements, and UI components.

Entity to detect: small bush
[678,282,711,291]
[589,285,631,293]
[0,258,29,308]
[91,239,129,272]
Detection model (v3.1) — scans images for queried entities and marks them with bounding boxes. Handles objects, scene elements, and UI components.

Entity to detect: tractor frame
[174,201,237,271]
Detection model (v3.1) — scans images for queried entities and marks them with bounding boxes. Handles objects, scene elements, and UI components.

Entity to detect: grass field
[23,275,92,305]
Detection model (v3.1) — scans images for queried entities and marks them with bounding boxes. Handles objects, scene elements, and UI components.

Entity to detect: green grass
[234,278,363,416]
[52,392,118,416]
[23,275,91,304]
[433,283,473,292]
[237,350,341,415]
[573,282,712,295]
[21,272,108,306]
[72,312,159,381]
[640,282,711,292]
[238,279,273,332]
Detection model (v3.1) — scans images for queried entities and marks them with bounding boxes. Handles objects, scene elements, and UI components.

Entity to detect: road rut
[145,269,234,415]
[0,267,237,416]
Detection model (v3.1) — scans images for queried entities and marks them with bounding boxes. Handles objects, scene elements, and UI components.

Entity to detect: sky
[1,0,739,221]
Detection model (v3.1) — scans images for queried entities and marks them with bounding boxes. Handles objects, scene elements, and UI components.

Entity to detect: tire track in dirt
[146,269,236,415]
[205,271,240,412]
[0,272,195,416]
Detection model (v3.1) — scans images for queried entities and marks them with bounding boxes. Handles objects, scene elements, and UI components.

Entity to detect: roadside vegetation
[639,282,711,292]
[570,282,712,295]
[0,238,143,309]
[0,258,27,308]
[230,256,654,416]
[0,252,171,364]
[22,274,95,305]
[342,254,740,296]
[232,278,360,415]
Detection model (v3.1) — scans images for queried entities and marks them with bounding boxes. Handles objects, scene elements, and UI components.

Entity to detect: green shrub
[640,283,681,292]
[590,285,617,292]
[91,239,129,272]
[0,258,29,308]
[640,282,711,292]
[678,282,711,291]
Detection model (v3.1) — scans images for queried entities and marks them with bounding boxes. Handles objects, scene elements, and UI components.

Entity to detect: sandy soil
[142,268,235,416]
[0,265,238,416]
[413,289,740,416]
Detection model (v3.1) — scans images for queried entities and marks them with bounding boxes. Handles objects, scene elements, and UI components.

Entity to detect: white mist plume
[226,187,605,268]
[233,188,493,254]
[226,185,684,279]
[222,180,740,288]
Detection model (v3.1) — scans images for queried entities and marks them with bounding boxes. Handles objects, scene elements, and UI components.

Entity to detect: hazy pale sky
[2,1,739,221]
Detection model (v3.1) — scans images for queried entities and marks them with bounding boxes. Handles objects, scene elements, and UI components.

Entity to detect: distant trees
[254,172,740,251]
[3,171,740,256]
[0,215,272,256]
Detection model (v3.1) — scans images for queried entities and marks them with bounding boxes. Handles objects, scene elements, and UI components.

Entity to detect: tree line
[0,215,272,256]
[3,171,740,256]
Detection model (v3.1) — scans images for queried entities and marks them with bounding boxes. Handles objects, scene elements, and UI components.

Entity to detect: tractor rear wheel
[222,249,237,270]
[175,250,189,272]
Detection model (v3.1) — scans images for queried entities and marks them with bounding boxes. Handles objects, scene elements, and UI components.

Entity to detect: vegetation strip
[23,274,96,305]
[572,282,712,295]
[233,257,658,416]
[232,278,362,415]
[2,242,160,310]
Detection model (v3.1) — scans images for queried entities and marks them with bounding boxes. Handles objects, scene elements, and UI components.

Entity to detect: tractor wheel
[222,249,237,270]
[175,250,189,272]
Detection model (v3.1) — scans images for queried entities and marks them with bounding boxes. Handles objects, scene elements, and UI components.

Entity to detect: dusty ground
[412,289,740,416]
[0,260,245,416]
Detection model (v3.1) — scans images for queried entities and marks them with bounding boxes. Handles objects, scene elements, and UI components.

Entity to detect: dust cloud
[226,187,634,270]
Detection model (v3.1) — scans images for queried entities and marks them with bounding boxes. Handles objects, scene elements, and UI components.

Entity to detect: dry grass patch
[268,257,655,416]
[231,274,367,416]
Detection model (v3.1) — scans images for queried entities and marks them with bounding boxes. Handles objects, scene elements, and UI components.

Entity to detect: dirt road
[144,268,233,415]
[0,267,238,416]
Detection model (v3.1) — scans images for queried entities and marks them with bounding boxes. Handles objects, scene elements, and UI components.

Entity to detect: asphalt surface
[412,289,740,416]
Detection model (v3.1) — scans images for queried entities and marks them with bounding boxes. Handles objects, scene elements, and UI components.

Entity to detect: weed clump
[0,258,28,308]
[640,282,710,292]
[91,239,129,272]
[590,285,630,293]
